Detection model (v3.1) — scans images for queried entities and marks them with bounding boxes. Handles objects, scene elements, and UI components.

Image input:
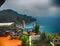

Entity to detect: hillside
[0,9,36,24]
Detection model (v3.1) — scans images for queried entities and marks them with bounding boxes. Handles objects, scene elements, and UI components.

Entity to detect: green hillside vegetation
[0,9,36,24]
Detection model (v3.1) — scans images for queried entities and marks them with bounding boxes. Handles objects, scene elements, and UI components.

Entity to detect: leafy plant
[18,34,29,46]
[33,23,40,34]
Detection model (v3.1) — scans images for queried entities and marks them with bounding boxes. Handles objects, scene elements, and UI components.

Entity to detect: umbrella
[0,0,5,7]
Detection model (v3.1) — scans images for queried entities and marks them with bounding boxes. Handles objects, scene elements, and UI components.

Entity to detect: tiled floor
[0,36,22,46]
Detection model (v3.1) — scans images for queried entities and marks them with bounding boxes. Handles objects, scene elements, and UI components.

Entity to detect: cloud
[53,0,60,7]
[0,0,60,17]
[49,6,59,14]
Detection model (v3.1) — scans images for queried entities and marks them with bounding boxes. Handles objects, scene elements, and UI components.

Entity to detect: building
[21,20,26,29]
[0,22,16,33]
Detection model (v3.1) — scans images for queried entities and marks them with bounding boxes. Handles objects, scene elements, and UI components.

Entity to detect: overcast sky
[0,0,60,17]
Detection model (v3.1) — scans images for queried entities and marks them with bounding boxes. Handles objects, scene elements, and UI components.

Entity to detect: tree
[33,23,40,34]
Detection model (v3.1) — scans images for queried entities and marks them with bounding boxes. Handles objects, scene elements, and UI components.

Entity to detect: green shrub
[18,34,29,46]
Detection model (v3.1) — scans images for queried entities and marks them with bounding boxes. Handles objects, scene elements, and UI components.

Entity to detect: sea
[25,16,60,34]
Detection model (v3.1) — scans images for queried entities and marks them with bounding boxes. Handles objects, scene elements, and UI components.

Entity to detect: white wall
[29,35,40,46]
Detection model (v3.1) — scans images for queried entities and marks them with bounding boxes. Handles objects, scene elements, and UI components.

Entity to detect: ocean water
[25,24,52,34]
[25,17,60,34]
[25,25,46,33]
[37,16,60,34]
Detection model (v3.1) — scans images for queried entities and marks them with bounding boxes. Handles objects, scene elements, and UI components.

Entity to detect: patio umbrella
[0,0,5,7]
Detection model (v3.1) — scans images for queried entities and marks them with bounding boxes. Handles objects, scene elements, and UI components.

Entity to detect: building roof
[0,22,14,28]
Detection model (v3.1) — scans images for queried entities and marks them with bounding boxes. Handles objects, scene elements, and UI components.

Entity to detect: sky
[0,0,60,17]
[0,0,60,33]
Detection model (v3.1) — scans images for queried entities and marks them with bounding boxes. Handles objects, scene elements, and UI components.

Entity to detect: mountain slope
[0,9,36,24]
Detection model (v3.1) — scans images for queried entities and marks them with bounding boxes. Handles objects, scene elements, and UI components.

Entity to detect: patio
[0,35,22,46]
